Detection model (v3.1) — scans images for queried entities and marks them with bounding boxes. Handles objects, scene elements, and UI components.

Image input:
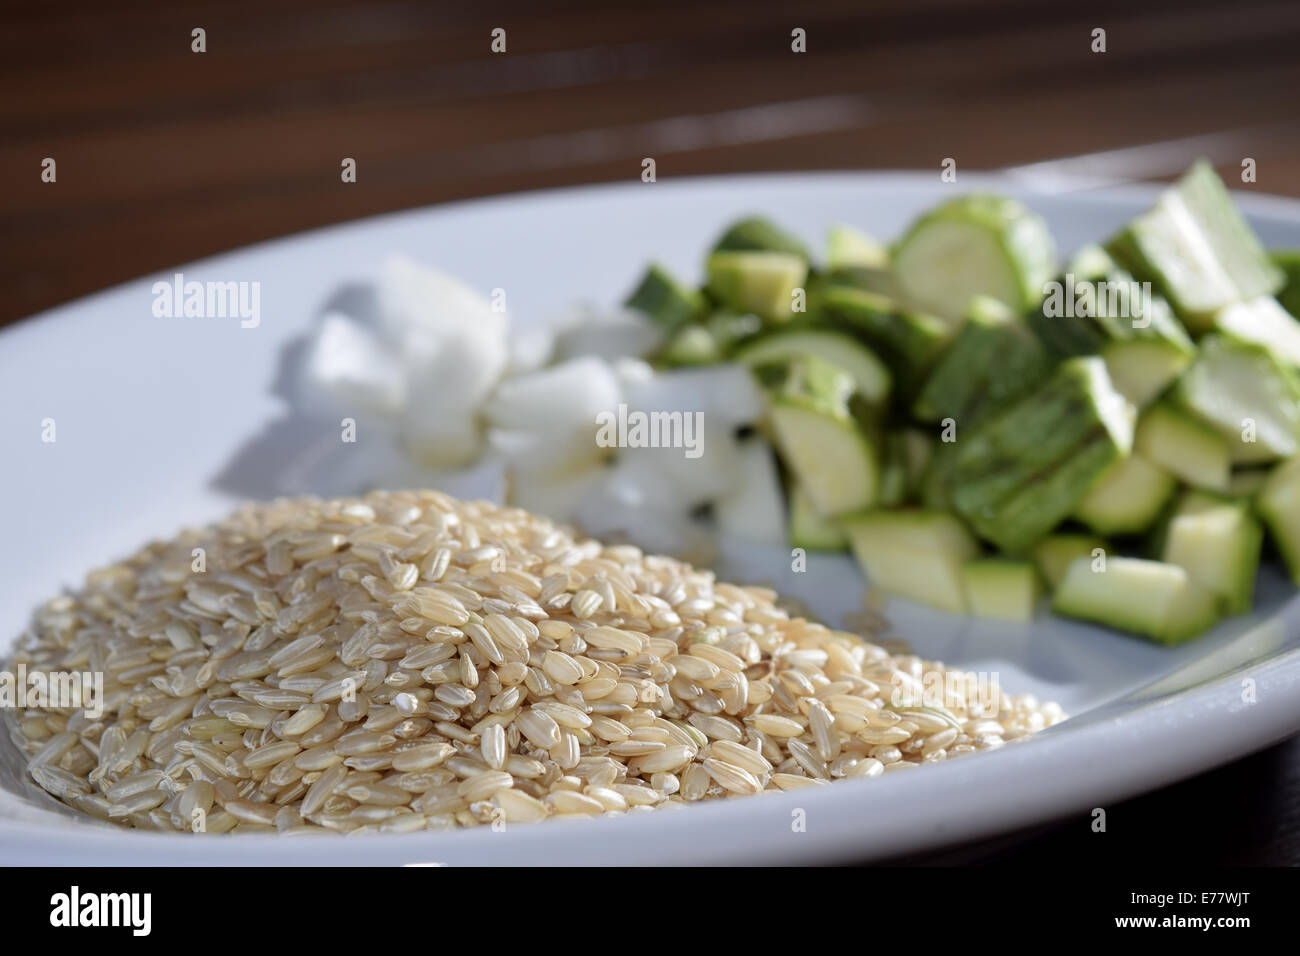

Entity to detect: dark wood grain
[4,0,1300,324]
[893,734,1300,867]
[1,1,1298,866]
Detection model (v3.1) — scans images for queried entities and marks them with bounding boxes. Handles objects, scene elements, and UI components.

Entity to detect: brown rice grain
[5,490,1061,834]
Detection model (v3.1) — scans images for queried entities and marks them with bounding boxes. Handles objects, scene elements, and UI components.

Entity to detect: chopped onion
[550,305,664,363]
[484,356,622,471]
[621,363,766,427]
[296,313,405,417]
[374,258,510,467]
[505,460,607,525]
[715,437,788,545]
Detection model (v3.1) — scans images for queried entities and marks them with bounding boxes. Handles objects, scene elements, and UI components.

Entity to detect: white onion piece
[373,258,510,467]
[621,363,765,427]
[505,460,607,525]
[551,305,665,363]
[715,437,787,546]
[610,422,743,510]
[574,471,716,563]
[484,356,621,470]
[376,257,508,371]
[296,313,405,417]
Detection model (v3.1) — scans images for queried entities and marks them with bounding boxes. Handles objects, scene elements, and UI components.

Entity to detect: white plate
[3,173,1300,866]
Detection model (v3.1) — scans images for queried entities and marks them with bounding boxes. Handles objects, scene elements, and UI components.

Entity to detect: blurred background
[2,0,1299,864]
[4,0,1300,328]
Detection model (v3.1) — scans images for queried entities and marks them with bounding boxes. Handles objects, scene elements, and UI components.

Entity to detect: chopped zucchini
[757,355,880,516]
[657,311,765,367]
[878,431,911,508]
[624,263,707,327]
[1134,403,1231,492]
[1033,246,1192,352]
[950,357,1134,553]
[919,439,960,511]
[1174,333,1300,464]
[712,216,810,260]
[902,428,935,489]
[1228,467,1271,500]
[843,510,979,614]
[893,194,1057,323]
[1160,491,1263,615]
[1106,161,1283,329]
[822,265,896,299]
[892,427,936,507]
[1033,534,1109,590]
[1101,339,1193,409]
[816,286,954,394]
[913,294,1051,425]
[612,170,1300,644]
[734,328,891,404]
[1073,453,1177,536]
[706,251,807,324]
[827,224,888,270]
[1273,250,1300,319]
[1258,456,1300,586]
[1030,245,1118,358]
[658,324,721,367]
[960,559,1041,621]
[1030,244,1194,407]
[1053,556,1220,644]
[789,482,848,551]
[1213,296,1300,367]
[815,252,900,304]
[706,311,764,352]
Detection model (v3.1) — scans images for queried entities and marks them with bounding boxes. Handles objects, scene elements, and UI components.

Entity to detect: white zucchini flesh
[1053,556,1219,644]
[735,330,891,404]
[895,220,1025,323]
[768,404,878,516]
[843,511,979,615]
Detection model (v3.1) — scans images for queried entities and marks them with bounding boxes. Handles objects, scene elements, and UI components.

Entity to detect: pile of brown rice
[5,490,1064,834]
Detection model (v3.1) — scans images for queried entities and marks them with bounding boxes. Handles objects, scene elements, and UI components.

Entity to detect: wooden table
[2,0,1298,864]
